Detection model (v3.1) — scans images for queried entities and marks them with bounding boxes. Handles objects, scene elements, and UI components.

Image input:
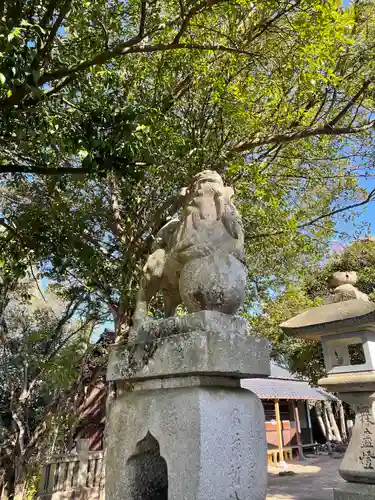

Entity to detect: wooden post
[37,463,50,496]
[275,400,284,461]
[293,401,305,460]
[66,460,76,491]
[322,402,334,441]
[347,419,354,439]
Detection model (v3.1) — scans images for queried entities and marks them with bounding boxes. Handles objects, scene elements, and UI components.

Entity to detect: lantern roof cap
[280,299,375,339]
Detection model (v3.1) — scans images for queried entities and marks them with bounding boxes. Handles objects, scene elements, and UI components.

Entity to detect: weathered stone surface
[106,310,269,499]
[318,328,375,376]
[37,488,102,500]
[280,299,375,339]
[280,268,375,493]
[132,169,246,328]
[133,309,248,342]
[325,284,370,304]
[179,252,246,314]
[129,375,241,392]
[106,381,268,500]
[334,482,375,500]
[329,271,358,288]
[319,373,375,392]
[324,271,369,304]
[331,392,375,485]
[108,312,270,382]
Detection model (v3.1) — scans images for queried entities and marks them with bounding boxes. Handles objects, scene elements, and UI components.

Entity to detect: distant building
[73,357,336,462]
[241,362,337,464]
[73,329,116,450]
[37,352,338,497]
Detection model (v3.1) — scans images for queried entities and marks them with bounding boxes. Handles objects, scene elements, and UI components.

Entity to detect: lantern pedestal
[319,375,375,487]
[333,482,375,500]
[281,298,375,497]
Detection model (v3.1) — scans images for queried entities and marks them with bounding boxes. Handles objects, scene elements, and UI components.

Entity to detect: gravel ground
[267,455,344,500]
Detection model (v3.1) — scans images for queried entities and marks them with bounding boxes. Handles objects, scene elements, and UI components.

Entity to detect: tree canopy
[1,0,375,176]
[0,270,100,499]
[249,238,375,384]
[1,0,375,494]
[1,0,375,338]
[0,0,374,178]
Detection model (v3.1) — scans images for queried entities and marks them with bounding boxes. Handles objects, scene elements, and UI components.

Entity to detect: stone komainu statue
[133,170,247,329]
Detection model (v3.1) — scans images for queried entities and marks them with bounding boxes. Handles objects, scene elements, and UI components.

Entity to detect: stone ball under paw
[179,253,247,314]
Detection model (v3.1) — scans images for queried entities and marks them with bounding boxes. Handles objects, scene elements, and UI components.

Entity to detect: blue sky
[326,0,375,240]
[352,177,375,231]
[334,174,375,242]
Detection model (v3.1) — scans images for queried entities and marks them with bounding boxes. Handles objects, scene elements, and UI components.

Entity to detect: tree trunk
[322,404,333,440]
[13,462,26,500]
[322,405,333,454]
[326,401,342,442]
[315,402,327,438]
[338,401,347,442]
[0,482,8,500]
[0,468,14,500]
[0,486,8,500]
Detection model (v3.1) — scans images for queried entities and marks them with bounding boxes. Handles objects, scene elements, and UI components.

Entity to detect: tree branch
[108,173,127,245]
[233,121,375,153]
[37,42,257,87]
[173,0,221,44]
[328,78,373,127]
[0,162,143,176]
[139,0,147,37]
[40,0,59,28]
[11,412,25,455]
[23,390,63,457]
[29,264,47,305]
[309,89,328,127]
[0,164,92,175]
[247,188,375,241]
[297,188,375,231]
[0,217,17,235]
[39,0,72,60]
[247,0,302,44]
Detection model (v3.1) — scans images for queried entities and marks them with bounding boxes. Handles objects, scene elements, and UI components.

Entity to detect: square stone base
[108,311,270,381]
[334,483,375,500]
[106,382,267,500]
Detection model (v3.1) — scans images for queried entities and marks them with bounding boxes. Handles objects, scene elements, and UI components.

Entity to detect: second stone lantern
[281,271,375,500]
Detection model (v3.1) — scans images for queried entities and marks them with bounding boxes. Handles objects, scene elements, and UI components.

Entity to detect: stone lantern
[280,272,375,500]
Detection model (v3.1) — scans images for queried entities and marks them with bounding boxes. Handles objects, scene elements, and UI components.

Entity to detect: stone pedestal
[319,374,375,487]
[106,311,270,500]
[334,483,375,500]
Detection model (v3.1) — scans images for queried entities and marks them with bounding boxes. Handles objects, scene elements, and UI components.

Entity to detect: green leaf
[20,20,32,27]
[8,27,22,41]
